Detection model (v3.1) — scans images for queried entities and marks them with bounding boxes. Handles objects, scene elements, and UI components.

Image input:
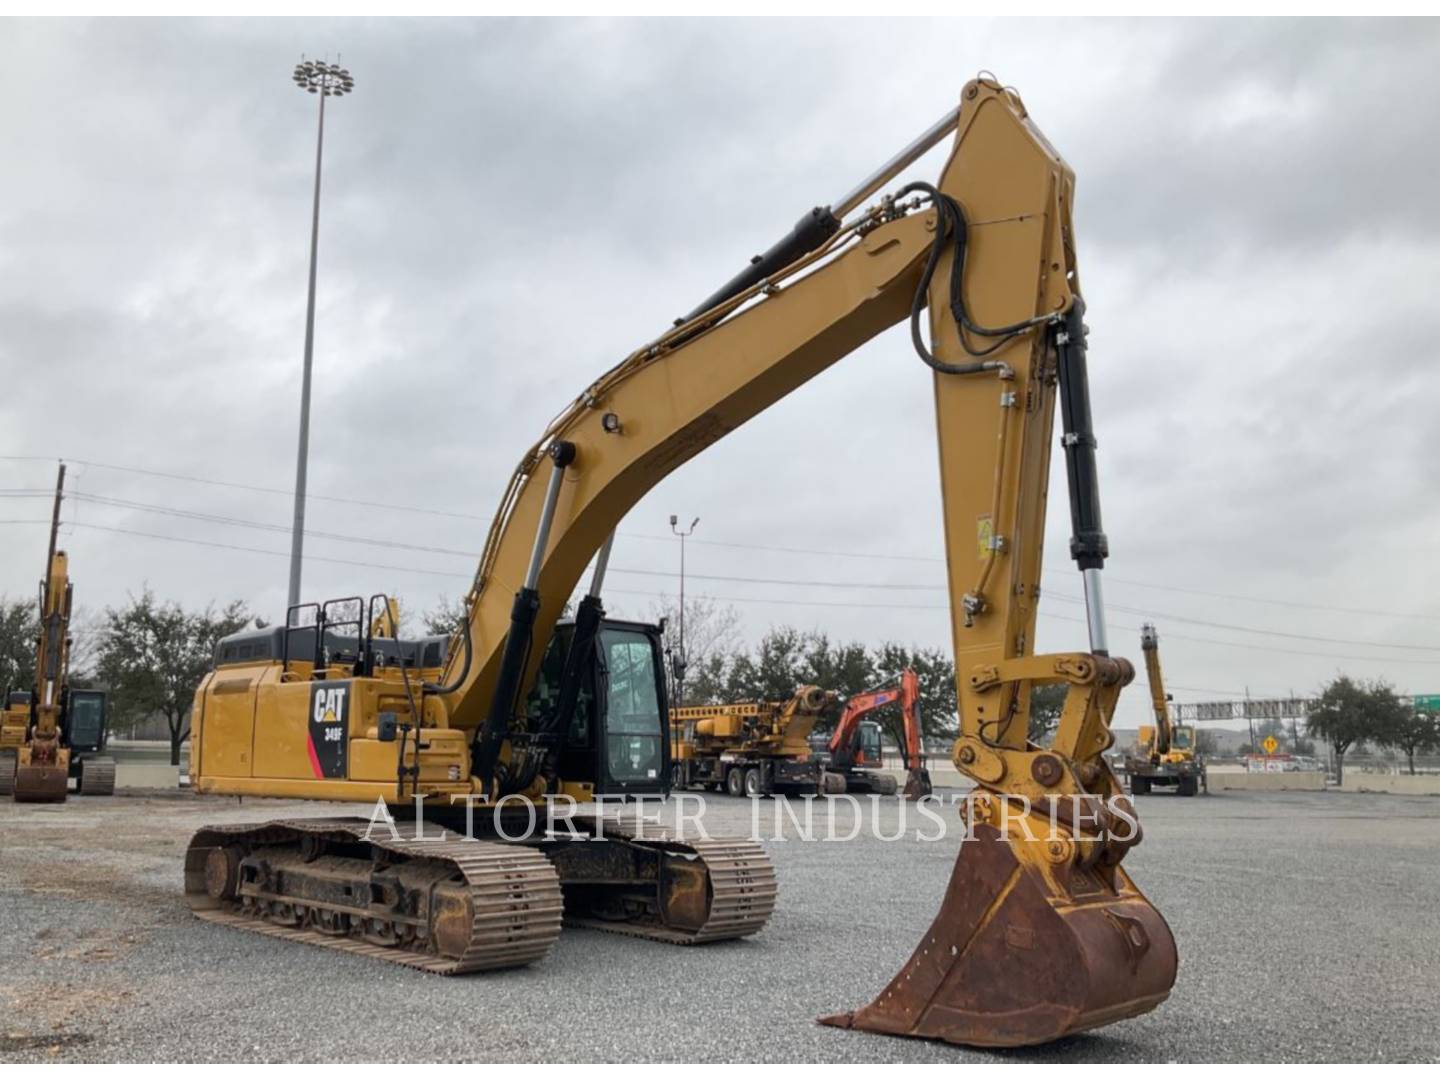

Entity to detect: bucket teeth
[819,823,1176,1048]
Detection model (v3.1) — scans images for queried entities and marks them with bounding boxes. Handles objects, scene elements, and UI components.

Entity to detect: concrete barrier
[1210,771,1326,792]
[116,761,180,790]
[1341,772,1440,796]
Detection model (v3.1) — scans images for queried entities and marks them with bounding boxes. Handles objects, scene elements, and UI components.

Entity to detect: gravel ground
[1,787,1437,1062]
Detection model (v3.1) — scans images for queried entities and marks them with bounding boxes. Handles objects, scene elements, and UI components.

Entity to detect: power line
[46,521,472,581]
[67,492,482,559]
[20,488,1440,657]
[10,452,1438,625]
[11,452,1440,624]
[8,517,1440,668]
[1040,589,1440,653]
[51,486,1440,650]
[0,454,492,522]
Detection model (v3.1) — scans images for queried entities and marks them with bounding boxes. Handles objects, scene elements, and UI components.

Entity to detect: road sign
[1413,695,1440,712]
[1262,735,1279,754]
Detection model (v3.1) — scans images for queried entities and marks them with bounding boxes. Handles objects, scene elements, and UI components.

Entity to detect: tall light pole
[669,514,699,703]
[286,56,354,612]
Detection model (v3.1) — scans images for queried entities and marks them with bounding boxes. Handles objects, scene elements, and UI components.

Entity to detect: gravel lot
[2,787,1437,1062]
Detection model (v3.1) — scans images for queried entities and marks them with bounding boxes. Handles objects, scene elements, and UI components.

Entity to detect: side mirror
[377,712,397,742]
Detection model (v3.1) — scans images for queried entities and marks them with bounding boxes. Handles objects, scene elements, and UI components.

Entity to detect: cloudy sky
[3,17,1438,731]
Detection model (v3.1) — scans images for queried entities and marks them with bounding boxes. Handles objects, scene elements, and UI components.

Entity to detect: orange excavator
[827,669,932,799]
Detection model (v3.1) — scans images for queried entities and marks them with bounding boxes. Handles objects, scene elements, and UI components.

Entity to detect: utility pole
[669,514,699,704]
[286,56,355,612]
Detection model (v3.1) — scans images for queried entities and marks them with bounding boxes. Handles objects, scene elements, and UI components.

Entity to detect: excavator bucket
[13,761,68,803]
[819,822,1176,1048]
[902,767,933,800]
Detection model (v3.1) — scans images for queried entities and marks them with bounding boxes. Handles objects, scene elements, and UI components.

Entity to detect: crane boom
[1141,622,1173,755]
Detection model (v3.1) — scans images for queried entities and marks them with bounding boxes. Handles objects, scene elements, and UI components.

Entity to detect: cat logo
[307,681,351,779]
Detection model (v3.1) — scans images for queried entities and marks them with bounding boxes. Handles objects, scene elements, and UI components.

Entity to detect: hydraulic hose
[897,181,1054,373]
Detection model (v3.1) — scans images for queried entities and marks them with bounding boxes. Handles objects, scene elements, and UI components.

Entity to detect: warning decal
[307,681,350,779]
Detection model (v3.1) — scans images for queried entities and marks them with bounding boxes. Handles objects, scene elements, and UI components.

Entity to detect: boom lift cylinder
[474,440,575,793]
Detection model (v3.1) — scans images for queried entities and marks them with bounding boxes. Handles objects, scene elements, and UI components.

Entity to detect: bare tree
[648,595,741,706]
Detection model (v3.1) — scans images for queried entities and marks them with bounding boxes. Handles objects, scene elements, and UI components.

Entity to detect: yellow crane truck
[1125,623,1206,796]
[183,76,1175,1048]
[669,686,844,797]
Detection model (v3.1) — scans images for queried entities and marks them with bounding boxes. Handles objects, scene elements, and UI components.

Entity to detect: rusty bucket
[819,821,1176,1048]
[13,761,69,803]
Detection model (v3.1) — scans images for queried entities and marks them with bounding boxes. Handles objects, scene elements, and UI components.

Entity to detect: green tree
[1386,709,1440,776]
[871,641,957,742]
[0,597,39,696]
[1307,675,1408,785]
[97,590,250,765]
[1028,683,1067,745]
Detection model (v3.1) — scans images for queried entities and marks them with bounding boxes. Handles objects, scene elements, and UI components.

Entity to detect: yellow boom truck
[185,77,1176,1048]
[1126,623,1206,796]
[0,464,114,801]
[669,686,841,797]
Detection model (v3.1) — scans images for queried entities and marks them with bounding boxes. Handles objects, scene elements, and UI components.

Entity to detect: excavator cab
[65,688,108,756]
[853,720,884,768]
[525,617,670,797]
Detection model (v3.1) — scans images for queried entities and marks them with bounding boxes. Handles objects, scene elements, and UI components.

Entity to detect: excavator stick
[819,818,1175,1047]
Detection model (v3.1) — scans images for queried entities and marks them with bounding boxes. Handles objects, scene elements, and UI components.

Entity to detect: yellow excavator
[0,464,115,801]
[1126,623,1206,795]
[185,76,1175,1047]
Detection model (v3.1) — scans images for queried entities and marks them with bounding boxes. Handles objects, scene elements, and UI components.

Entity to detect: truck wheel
[671,764,686,790]
[1178,775,1197,797]
[744,767,762,798]
[0,750,15,796]
[1132,776,1150,796]
[726,767,745,798]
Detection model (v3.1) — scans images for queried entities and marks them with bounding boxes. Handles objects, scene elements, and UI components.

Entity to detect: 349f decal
[307,681,350,779]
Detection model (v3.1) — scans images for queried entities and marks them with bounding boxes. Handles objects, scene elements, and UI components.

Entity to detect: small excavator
[1125,623,1206,796]
[0,463,115,801]
[185,76,1176,1047]
[825,668,932,799]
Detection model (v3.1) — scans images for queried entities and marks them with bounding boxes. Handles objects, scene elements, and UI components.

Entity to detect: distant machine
[0,464,115,801]
[1125,623,1206,796]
